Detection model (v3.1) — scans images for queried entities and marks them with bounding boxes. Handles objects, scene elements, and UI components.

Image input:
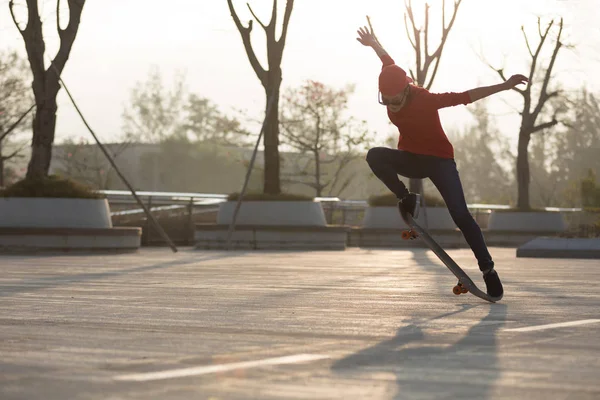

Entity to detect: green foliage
[367,192,446,207]
[227,192,313,201]
[581,169,600,208]
[0,50,33,186]
[0,175,104,199]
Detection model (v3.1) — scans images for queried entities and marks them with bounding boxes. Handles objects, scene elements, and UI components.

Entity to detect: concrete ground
[0,247,599,400]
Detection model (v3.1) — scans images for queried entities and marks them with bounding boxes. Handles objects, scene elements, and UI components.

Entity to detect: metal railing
[102,190,227,245]
[101,190,595,244]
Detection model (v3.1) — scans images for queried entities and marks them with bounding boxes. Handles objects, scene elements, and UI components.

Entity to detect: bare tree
[402,0,462,194]
[9,0,86,179]
[227,0,295,195]
[492,17,565,210]
[280,80,371,197]
[0,50,34,187]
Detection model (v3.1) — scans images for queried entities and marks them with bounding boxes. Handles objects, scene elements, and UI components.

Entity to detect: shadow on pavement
[332,303,508,399]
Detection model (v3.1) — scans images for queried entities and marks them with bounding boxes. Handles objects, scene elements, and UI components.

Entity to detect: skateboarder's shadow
[331,304,508,399]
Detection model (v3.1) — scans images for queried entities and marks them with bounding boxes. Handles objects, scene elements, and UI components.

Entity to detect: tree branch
[53,0,86,76]
[0,104,35,143]
[57,0,62,33]
[526,18,553,89]
[404,14,417,51]
[530,118,558,134]
[532,18,563,119]
[1,146,27,162]
[246,3,267,31]
[277,0,294,47]
[8,0,25,33]
[227,0,268,85]
[423,2,430,61]
[405,0,422,76]
[521,26,534,57]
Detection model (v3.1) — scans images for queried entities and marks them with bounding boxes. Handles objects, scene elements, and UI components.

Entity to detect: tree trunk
[26,79,60,179]
[263,85,281,194]
[516,132,531,210]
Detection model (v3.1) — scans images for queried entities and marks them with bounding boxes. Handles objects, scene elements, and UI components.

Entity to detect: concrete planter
[0,197,140,252]
[217,201,327,226]
[362,206,456,230]
[488,211,566,233]
[0,197,112,228]
[517,237,600,259]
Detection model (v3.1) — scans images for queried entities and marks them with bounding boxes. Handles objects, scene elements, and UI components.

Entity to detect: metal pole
[226,93,277,250]
[187,197,194,245]
[49,62,178,252]
[144,196,153,246]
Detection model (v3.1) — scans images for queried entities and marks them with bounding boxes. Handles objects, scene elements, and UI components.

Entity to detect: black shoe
[483,269,503,300]
[399,193,420,218]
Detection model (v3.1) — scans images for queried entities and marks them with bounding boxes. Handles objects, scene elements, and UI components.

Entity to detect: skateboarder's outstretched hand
[356,21,379,48]
[504,74,529,89]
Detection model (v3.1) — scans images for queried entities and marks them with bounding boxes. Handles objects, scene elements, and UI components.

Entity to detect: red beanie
[379,65,412,96]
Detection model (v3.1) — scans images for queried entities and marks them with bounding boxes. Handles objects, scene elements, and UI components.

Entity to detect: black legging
[366,147,494,271]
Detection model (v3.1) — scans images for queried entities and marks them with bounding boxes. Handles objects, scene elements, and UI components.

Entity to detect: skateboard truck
[401,229,419,240]
[452,282,469,295]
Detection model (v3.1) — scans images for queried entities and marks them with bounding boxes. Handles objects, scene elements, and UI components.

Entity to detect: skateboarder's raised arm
[356,23,397,68]
[467,74,529,102]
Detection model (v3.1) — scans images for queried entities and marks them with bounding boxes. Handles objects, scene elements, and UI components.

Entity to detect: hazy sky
[1,0,599,148]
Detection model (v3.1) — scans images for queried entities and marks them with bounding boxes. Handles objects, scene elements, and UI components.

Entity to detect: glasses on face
[378,91,389,105]
[378,89,407,106]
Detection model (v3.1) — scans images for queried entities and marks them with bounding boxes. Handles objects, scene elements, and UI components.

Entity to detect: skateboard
[399,207,500,303]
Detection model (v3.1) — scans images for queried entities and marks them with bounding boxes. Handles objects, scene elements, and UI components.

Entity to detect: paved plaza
[0,247,599,399]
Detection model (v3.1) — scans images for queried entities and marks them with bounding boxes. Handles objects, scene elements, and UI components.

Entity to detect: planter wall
[196,224,348,250]
[487,211,566,232]
[217,201,327,226]
[0,198,112,228]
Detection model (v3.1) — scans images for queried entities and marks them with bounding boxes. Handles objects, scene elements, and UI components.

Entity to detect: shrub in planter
[0,175,104,199]
[0,176,111,228]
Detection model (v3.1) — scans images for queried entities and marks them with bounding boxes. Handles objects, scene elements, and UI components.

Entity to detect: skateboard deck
[399,207,500,303]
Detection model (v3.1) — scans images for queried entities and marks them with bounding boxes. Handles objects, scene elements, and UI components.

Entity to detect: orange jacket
[381,54,472,159]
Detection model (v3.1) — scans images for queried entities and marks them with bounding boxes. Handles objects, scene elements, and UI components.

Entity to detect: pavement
[0,247,599,400]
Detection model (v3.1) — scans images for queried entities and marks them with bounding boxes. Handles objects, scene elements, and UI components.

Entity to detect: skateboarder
[357,23,528,298]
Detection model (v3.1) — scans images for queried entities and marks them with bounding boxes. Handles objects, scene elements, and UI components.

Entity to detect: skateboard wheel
[461,287,469,294]
[452,285,462,295]
[401,230,411,240]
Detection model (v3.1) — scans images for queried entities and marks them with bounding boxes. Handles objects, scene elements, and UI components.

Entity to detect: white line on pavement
[504,319,600,333]
[113,353,330,382]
